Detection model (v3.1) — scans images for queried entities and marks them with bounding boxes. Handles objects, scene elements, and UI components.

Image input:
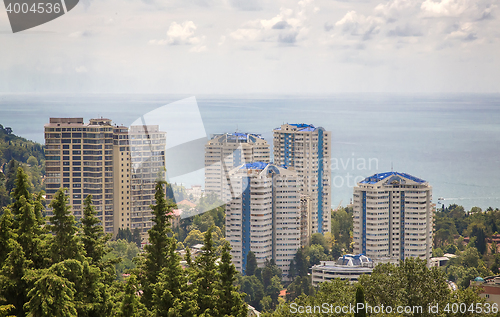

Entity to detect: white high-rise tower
[273,124,331,234]
[352,172,433,263]
[225,162,301,278]
[205,133,270,199]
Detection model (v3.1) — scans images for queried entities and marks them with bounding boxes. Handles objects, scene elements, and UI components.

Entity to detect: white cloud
[150,21,202,45]
[229,0,316,45]
[335,11,384,40]
[326,0,498,50]
[374,0,416,21]
[420,0,497,20]
[446,22,478,41]
[421,0,472,17]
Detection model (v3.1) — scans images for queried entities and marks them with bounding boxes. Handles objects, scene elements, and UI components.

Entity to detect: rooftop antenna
[391,162,394,172]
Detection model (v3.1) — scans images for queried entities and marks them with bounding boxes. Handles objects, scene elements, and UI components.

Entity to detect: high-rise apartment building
[129,125,166,240]
[352,172,433,262]
[44,118,165,241]
[225,162,301,277]
[205,133,270,199]
[273,124,331,234]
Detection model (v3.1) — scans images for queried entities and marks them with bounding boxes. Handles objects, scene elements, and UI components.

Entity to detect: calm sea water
[1,93,499,211]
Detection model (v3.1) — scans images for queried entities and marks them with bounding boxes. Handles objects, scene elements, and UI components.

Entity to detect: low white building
[311,254,375,286]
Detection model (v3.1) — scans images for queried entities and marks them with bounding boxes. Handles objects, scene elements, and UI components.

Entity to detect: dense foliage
[265,258,485,317]
[1,126,45,209]
[0,169,247,317]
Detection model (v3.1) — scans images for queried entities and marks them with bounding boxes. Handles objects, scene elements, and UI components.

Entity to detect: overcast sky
[0,0,499,94]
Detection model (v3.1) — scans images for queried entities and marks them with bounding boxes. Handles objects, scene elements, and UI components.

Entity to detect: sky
[0,0,499,94]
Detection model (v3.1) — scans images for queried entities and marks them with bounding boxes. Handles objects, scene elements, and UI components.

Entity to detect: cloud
[374,0,416,22]
[421,0,471,17]
[420,0,496,19]
[229,0,316,45]
[326,0,498,49]
[335,11,384,40]
[150,21,202,45]
[387,24,423,37]
[446,22,478,41]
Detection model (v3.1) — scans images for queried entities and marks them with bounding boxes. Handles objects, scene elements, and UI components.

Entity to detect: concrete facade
[352,172,433,262]
[273,124,331,234]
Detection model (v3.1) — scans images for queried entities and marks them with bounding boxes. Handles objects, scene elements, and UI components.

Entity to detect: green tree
[102,240,140,281]
[0,208,14,264]
[26,157,37,167]
[240,275,264,311]
[286,276,314,302]
[139,181,176,310]
[0,240,31,317]
[194,227,218,316]
[24,268,77,317]
[152,230,197,317]
[119,275,147,317]
[216,241,247,317]
[354,285,366,317]
[310,233,328,251]
[433,247,444,257]
[48,189,83,263]
[261,259,282,290]
[132,228,142,249]
[245,251,258,276]
[467,222,487,254]
[80,195,110,264]
[331,207,353,249]
[183,229,204,247]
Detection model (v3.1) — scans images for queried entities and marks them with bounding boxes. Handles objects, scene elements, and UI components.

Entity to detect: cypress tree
[10,167,31,230]
[245,251,257,276]
[80,195,110,264]
[354,285,366,317]
[0,240,31,317]
[139,181,176,309]
[215,241,247,317]
[0,208,14,264]
[15,196,42,268]
[194,226,218,316]
[152,240,197,317]
[132,228,141,249]
[49,189,83,263]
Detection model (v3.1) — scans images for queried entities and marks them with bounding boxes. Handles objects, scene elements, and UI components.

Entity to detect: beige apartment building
[44,118,165,241]
[352,172,433,262]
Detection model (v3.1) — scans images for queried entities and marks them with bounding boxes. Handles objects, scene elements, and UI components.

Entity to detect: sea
[1,93,499,212]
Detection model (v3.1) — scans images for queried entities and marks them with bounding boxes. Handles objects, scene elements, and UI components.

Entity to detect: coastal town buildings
[352,172,434,262]
[273,124,331,234]
[44,117,166,241]
[225,162,301,277]
[205,132,270,200]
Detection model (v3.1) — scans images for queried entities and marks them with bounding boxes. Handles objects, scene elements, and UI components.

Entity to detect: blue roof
[342,254,372,261]
[275,123,317,132]
[240,162,269,170]
[474,277,485,282]
[360,172,426,184]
